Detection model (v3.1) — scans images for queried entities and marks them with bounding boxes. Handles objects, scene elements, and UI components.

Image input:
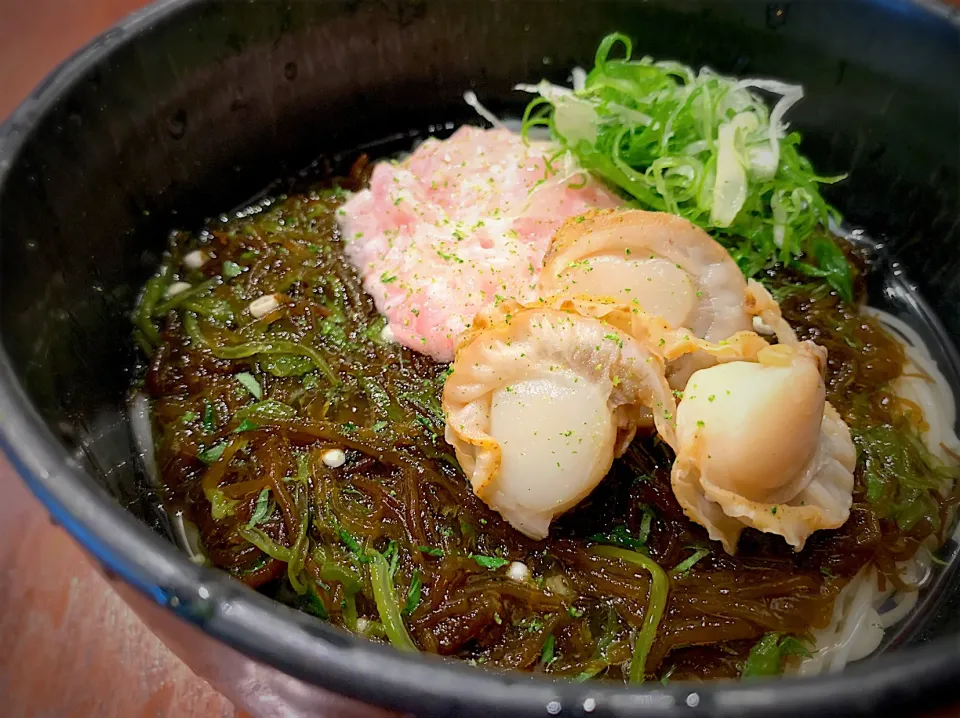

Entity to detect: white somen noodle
[796,307,958,675]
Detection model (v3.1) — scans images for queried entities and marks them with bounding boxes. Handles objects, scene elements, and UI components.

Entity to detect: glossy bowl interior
[1,1,958,716]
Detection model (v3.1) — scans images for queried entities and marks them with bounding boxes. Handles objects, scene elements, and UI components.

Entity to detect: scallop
[544,294,773,434]
[670,341,856,553]
[546,295,771,367]
[443,301,677,539]
[535,209,791,390]
[538,209,753,344]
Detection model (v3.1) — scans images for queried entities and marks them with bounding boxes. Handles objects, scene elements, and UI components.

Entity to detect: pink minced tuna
[338,126,621,362]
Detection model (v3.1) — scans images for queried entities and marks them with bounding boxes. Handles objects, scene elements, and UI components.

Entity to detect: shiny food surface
[3,0,959,713]
[138,170,953,681]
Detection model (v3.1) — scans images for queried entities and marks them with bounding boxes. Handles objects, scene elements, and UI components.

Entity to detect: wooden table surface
[2,2,959,718]
[0,454,245,718]
[0,3,247,716]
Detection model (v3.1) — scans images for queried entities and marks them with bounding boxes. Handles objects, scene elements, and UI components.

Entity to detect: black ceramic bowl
[2,1,959,716]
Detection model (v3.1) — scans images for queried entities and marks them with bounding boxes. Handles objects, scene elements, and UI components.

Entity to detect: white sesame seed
[507,561,530,582]
[380,324,396,343]
[322,448,346,468]
[248,294,280,319]
[183,249,210,269]
[165,281,191,298]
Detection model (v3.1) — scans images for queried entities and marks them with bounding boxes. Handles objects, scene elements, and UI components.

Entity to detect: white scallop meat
[442,302,678,539]
[671,342,856,553]
[538,209,753,344]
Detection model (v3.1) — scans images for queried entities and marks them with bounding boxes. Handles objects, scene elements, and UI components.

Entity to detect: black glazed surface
[0,1,958,716]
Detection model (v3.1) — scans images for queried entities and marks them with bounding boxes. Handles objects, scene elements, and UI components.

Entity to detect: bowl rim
[1,0,959,716]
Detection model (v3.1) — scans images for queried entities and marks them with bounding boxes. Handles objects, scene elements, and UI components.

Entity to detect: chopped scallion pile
[519,33,853,300]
